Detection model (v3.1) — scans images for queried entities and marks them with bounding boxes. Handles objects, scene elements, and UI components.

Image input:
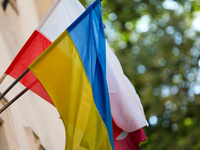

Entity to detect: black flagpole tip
[2,0,9,10]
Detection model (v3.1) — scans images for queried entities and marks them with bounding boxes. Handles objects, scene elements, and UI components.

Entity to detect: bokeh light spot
[108,13,117,21]
[149,116,158,126]
[137,65,147,74]
[171,123,178,132]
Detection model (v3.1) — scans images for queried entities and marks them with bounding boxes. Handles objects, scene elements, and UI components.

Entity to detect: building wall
[0,0,65,149]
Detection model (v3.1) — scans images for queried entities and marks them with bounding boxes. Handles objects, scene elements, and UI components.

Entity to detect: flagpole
[0,88,29,114]
[0,68,30,101]
[0,73,7,84]
[37,0,60,30]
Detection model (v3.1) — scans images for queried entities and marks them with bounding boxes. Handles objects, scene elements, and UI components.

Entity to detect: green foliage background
[80,0,200,149]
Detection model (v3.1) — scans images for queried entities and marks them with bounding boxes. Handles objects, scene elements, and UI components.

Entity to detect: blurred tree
[80,0,200,149]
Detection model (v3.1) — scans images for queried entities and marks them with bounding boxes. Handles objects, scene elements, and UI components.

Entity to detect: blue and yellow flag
[29,0,114,149]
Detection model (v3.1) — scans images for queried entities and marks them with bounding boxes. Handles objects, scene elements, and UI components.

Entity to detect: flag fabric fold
[29,1,113,149]
[3,0,148,149]
[106,43,148,132]
[67,1,114,147]
[112,119,147,150]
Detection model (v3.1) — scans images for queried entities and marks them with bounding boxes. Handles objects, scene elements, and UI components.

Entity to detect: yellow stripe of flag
[29,30,112,150]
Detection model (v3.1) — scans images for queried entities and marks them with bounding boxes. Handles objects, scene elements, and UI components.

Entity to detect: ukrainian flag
[29,0,114,149]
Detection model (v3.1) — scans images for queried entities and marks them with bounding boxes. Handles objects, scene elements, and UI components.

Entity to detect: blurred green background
[80,0,200,149]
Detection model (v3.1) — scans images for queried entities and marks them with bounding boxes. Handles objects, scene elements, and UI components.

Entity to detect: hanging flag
[3,0,85,105]
[29,0,113,149]
[2,0,148,148]
[106,43,148,132]
[107,44,148,149]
